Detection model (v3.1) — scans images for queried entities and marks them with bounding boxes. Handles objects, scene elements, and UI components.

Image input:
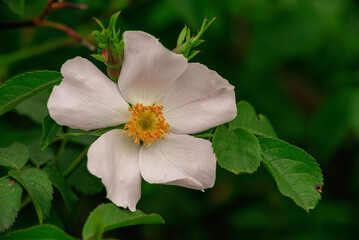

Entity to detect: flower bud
[106,43,123,81]
[91,11,124,82]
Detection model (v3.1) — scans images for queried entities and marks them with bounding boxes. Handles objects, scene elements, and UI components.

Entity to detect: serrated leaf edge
[8,169,54,224]
[0,179,23,233]
[259,136,323,212]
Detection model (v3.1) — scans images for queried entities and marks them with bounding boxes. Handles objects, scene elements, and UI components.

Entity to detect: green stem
[0,174,9,180]
[63,146,89,178]
[53,137,68,168]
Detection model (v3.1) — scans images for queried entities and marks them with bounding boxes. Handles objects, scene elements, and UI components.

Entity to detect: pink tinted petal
[139,133,216,190]
[87,129,141,212]
[158,63,237,134]
[48,57,130,131]
[118,31,188,105]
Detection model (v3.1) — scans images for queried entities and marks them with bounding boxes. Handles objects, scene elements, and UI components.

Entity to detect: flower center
[124,103,170,145]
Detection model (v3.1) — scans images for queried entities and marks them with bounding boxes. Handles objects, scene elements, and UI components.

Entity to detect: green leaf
[187,50,200,61]
[90,54,107,63]
[41,115,62,151]
[82,203,164,240]
[0,71,62,116]
[0,142,29,170]
[186,28,191,42]
[14,91,50,124]
[0,224,75,240]
[177,25,187,46]
[109,11,121,29]
[213,126,261,174]
[2,0,25,15]
[28,141,54,167]
[9,168,53,224]
[198,17,217,38]
[192,39,205,48]
[229,101,277,137]
[0,178,22,232]
[43,167,78,216]
[173,17,215,60]
[93,17,105,30]
[259,137,323,212]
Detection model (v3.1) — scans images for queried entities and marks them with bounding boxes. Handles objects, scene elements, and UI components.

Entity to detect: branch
[63,146,89,178]
[38,0,56,22]
[0,0,94,50]
[40,20,95,51]
[50,2,88,11]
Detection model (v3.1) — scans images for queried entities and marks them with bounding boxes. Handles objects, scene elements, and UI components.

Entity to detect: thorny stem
[63,146,90,178]
[0,0,94,50]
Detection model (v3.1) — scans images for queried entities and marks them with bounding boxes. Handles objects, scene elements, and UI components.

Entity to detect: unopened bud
[107,67,121,82]
[101,49,108,61]
[106,43,123,81]
[91,11,124,82]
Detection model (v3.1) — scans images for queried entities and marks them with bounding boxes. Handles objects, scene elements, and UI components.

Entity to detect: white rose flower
[48,31,237,211]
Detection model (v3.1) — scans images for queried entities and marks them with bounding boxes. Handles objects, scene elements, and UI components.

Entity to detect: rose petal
[118,31,188,106]
[158,63,237,134]
[48,57,130,131]
[139,133,216,190]
[87,129,141,212]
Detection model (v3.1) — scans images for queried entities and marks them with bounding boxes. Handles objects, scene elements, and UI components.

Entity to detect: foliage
[0,179,22,232]
[40,115,61,151]
[0,71,62,116]
[9,168,53,224]
[82,204,164,240]
[259,137,323,212]
[213,126,261,174]
[0,224,75,240]
[229,101,277,137]
[1,0,358,239]
[0,143,29,170]
[174,17,216,60]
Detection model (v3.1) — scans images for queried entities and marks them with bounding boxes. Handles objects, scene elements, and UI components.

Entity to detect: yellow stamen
[124,103,170,145]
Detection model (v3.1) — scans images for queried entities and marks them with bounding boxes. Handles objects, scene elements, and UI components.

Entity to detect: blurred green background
[1,0,359,239]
